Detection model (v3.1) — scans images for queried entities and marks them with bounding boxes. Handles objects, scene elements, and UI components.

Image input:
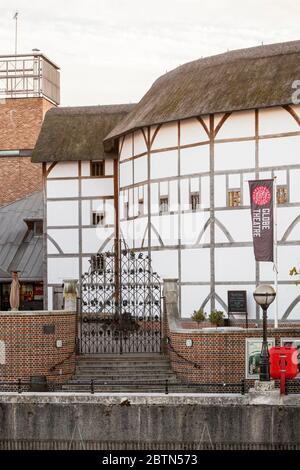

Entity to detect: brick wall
[0,97,54,206]
[163,279,300,390]
[0,311,76,386]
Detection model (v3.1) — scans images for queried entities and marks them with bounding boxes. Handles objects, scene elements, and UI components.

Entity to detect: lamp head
[253,284,276,307]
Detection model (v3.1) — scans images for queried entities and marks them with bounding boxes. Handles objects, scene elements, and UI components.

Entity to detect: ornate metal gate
[79,244,162,354]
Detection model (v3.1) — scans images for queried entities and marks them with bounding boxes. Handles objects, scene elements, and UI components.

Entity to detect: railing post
[165,379,169,395]
[91,379,94,395]
[241,379,245,395]
[18,378,22,394]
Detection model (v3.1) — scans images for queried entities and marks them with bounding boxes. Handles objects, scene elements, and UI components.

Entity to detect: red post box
[270,346,298,394]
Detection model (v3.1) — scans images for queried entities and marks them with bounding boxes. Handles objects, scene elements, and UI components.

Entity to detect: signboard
[228,290,247,313]
[249,179,274,262]
[228,290,248,327]
[245,338,275,379]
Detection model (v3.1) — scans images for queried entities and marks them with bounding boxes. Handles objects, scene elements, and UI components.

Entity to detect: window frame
[92,211,105,227]
[227,189,241,208]
[159,196,169,215]
[276,185,288,205]
[190,192,200,212]
[90,160,105,177]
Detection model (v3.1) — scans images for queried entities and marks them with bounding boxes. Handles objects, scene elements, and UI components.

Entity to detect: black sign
[227,291,247,314]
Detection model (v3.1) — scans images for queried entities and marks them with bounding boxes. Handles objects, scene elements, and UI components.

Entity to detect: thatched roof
[105,40,300,141]
[32,104,135,162]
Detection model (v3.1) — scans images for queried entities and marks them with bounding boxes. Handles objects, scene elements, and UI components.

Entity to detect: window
[90,160,104,177]
[228,190,241,208]
[159,197,169,214]
[124,202,129,220]
[190,193,200,211]
[138,199,144,216]
[92,211,105,226]
[277,186,288,205]
[34,220,43,236]
[91,254,105,272]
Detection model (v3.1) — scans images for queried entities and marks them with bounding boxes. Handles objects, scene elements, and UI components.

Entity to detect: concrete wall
[0,394,300,449]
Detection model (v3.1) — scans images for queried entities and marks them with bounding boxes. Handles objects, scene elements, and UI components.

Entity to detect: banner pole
[274,176,278,328]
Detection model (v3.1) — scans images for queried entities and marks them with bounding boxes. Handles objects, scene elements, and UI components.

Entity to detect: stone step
[75,365,172,373]
[73,371,177,378]
[61,385,196,393]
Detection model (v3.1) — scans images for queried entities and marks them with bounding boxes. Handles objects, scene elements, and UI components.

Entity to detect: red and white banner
[249,179,274,262]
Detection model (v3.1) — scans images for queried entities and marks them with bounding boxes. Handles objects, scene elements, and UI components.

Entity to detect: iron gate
[79,244,162,354]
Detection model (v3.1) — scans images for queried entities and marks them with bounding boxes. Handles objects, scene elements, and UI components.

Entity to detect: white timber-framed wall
[118,104,300,320]
[44,159,116,309]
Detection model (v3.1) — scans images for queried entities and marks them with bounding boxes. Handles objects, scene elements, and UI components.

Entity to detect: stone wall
[0,394,300,449]
[163,279,300,387]
[0,310,76,385]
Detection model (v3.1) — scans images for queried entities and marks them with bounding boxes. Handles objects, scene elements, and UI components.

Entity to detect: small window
[159,197,169,215]
[92,212,105,226]
[277,186,288,205]
[138,199,144,216]
[34,221,43,236]
[91,254,105,273]
[124,202,129,220]
[190,193,200,212]
[228,190,241,208]
[91,160,105,177]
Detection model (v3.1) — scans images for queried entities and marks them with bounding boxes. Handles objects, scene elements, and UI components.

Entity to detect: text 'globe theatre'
[33,40,300,321]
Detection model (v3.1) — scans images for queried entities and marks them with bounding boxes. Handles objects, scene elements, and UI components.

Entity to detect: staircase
[62,353,193,393]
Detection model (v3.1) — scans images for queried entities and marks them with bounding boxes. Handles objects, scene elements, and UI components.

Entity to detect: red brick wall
[0,311,76,385]
[166,326,300,384]
[0,97,54,206]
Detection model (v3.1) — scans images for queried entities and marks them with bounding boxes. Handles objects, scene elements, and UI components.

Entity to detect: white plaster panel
[81,161,90,177]
[214,224,230,243]
[47,201,78,226]
[150,183,159,213]
[160,181,168,196]
[259,136,300,167]
[48,229,79,254]
[180,117,209,145]
[132,217,148,248]
[120,160,133,188]
[81,178,114,197]
[181,212,209,245]
[151,150,177,179]
[82,227,113,253]
[259,107,299,135]
[92,200,104,211]
[105,160,114,176]
[47,287,53,311]
[216,110,255,139]
[105,199,115,225]
[134,155,147,183]
[278,246,300,281]
[150,250,178,279]
[216,209,252,242]
[259,262,276,283]
[47,237,60,255]
[259,171,272,180]
[215,247,255,282]
[81,200,91,225]
[243,173,255,206]
[181,248,210,282]
[47,180,79,198]
[48,161,78,178]
[48,257,79,284]
[169,180,178,211]
[180,179,189,210]
[201,176,210,208]
[151,122,178,150]
[215,141,255,171]
[228,174,241,188]
[120,134,133,160]
[290,170,300,203]
[180,145,209,175]
[152,214,178,246]
[278,285,300,320]
[190,178,199,192]
[214,175,227,207]
[180,285,210,318]
[274,170,287,185]
[121,220,134,248]
[134,130,148,155]
[277,206,300,241]
[128,189,134,217]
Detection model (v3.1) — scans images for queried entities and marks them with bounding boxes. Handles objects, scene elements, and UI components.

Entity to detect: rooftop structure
[0,53,60,105]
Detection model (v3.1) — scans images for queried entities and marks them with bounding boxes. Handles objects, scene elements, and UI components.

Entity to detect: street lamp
[253,284,276,382]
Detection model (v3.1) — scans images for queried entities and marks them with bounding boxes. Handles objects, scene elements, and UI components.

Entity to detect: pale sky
[0,0,299,106]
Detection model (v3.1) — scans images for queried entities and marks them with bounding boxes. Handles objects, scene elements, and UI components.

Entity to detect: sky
[0,0,299,106]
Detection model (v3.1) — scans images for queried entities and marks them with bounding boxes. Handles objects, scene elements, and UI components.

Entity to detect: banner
[249,179,274,262]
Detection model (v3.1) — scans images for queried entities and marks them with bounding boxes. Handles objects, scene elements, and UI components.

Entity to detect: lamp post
[253,284,276,382]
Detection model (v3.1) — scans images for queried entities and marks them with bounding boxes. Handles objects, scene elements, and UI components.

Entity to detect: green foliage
[209,310,225,327]
[192,308,206,324]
